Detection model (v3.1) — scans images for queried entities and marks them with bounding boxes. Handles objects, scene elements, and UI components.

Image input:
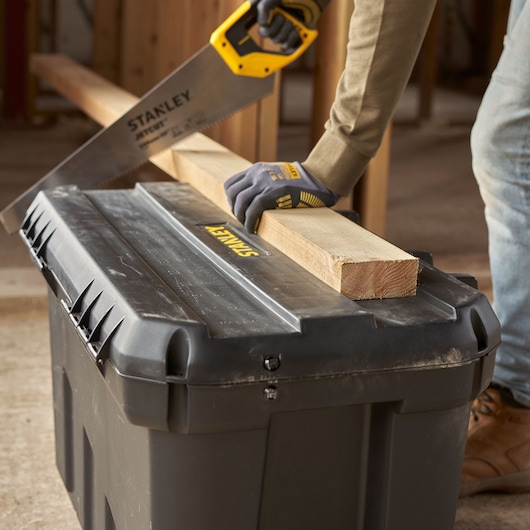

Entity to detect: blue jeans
[471,0,530,406]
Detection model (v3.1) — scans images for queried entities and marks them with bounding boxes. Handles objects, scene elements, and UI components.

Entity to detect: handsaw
[1,1,317,234]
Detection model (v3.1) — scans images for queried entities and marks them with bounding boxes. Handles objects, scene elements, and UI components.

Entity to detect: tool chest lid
[20,182,500,385]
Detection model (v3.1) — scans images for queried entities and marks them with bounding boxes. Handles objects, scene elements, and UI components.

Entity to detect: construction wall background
[1,0,510,119]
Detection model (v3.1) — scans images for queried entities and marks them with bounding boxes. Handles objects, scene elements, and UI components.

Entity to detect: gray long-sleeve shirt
[303,0,437,196]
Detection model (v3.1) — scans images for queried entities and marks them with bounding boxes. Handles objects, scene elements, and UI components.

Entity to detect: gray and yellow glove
[224,161,339,232]
[251,0,330,49]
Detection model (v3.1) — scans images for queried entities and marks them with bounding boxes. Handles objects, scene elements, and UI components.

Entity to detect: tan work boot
[460,384,530,497]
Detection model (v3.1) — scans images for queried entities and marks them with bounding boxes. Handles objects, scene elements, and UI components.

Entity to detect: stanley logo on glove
[268,163,325,209]
[267,162,301,181]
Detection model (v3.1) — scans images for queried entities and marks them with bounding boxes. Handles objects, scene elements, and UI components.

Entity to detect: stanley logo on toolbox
[204,225,260,257]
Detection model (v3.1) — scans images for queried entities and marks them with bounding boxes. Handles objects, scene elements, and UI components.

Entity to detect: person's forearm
[304,0,437,196]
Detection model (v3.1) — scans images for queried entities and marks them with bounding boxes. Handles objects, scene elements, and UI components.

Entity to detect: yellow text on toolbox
[204,225,260,257]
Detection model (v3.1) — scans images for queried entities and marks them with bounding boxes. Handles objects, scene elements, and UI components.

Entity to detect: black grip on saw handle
[210,0,318,78]
[265,0,328,27]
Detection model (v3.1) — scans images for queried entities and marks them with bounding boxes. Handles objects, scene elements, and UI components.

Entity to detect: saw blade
[1,44,275,234]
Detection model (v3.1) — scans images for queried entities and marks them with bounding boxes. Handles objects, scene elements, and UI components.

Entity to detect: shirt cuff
[302,130,371,197]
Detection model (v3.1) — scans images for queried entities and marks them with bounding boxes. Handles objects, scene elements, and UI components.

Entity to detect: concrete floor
[1,82,530,528]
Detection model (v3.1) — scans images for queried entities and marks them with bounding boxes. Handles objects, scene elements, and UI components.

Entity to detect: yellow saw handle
[210,1,318,78]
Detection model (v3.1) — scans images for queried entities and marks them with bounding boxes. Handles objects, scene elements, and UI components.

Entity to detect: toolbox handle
[210,1,318,78]
[470,307,490,354]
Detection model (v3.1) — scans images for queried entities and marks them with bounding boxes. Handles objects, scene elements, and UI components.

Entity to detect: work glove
[224,161,340,232]
[251,0,330,50]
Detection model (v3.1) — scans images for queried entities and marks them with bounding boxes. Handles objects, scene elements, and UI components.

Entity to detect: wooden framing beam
[30,53,418,300]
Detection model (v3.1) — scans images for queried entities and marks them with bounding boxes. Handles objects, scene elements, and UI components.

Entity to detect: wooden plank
[163,134,418,300]
[258,209,418,299]
[30,53,419,300]
[31,54,139,123]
